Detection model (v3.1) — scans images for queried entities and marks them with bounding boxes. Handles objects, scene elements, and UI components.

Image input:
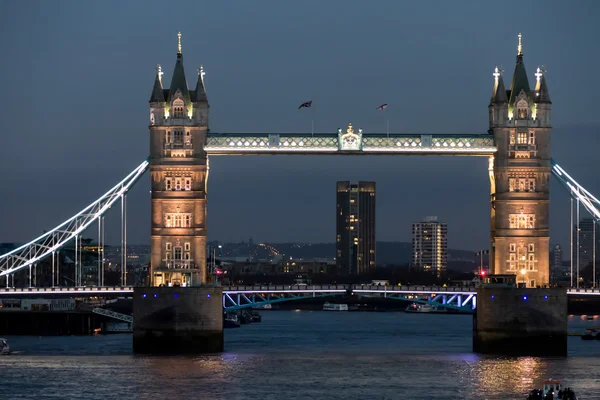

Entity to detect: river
[1,312,599,399]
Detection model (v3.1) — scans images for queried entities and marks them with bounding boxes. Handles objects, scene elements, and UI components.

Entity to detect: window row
[509,214,535,229]
[509,178,536,192]
[166,242,191,251]
[165,213,192,228]
[509,131,535,145]
[165,177,192,191]
[165,250,191,260]
[165,130,191,145]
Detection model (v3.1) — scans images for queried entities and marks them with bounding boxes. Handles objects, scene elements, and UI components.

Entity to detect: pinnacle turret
[194,66,208,103]
[490,67,508,105]
[534,67,551,104]
[149,64,165,103]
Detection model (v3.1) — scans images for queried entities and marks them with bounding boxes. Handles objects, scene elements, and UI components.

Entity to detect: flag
[298,101,312,109]
[376,103,388,111]
[476,250,490,256]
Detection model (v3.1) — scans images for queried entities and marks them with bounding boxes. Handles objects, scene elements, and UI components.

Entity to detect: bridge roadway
[1,285,599,311]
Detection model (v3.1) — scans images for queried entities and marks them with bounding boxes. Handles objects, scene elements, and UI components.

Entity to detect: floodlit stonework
[148,34,209,286]
[489,35,552,287]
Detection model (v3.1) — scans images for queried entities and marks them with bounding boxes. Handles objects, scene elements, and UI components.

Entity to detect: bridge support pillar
[473,287,567,356]
[133,286,223,354]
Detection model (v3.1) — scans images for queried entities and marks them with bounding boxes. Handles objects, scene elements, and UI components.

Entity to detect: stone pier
[473,287,567,356]
[133,286,223,354]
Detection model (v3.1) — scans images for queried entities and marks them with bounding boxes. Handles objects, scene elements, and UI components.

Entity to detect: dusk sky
[1,1,599,252]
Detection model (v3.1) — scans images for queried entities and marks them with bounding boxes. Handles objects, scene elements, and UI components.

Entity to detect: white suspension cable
[0,160,149,277]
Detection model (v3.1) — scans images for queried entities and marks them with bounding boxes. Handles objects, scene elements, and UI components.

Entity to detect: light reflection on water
[2,312,600,400]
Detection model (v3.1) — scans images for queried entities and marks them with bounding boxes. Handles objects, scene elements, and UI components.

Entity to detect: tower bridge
[1,33,599,293]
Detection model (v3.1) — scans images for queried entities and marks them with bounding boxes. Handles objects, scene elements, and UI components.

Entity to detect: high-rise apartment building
[412,216,447,277]
[572,218,599,269]
[336,181,376,275]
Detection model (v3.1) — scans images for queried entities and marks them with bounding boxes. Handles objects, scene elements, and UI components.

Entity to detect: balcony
[164,143,193,150]
[156,260,197,271]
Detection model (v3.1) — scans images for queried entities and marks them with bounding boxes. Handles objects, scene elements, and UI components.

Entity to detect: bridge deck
[0,285,597,296]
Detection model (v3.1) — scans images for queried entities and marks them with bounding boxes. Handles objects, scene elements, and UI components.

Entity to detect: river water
[1,312,600,399]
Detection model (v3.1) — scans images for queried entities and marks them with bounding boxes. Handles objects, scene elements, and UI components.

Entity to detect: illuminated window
[175,178,182,191]
[518,108,527,119]
[509,178,515,192]
[517,132,528,144]
[184,252,190,260]
[185,132,191,145]
[509,214,535,229]
[529,179,535,192]
[528,244,535,252]
[509,243,516,252]
[166,131,173,144]
[529,132,535,145]
[184,242,191,251]
[185,178,191,190]
[509,132,515,145]
[166,243,172,251]
[165,213,192,228]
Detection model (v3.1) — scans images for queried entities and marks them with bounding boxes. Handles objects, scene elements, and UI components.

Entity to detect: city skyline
[1,1,599,254]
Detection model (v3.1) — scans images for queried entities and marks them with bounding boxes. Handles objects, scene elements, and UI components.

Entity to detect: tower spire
[517,32,523,56]
[535,66,551,104]
[508,32,531,104]
[177,32,182,55]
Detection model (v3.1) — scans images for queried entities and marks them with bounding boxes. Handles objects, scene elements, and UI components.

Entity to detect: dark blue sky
[1,0,599,252]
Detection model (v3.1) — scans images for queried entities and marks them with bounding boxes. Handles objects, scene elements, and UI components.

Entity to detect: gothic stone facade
[148,35,209,286]
[489,35,552,287]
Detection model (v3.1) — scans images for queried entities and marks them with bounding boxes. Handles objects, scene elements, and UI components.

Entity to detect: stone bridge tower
[148,33,209,286]
[489,34,552,287]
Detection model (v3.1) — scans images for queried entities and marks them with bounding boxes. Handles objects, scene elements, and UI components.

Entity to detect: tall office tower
[412,216,448,277]
[336,181,376,275]
[488,34,552,287]
[148,33,209,287]
[572,218,599,270]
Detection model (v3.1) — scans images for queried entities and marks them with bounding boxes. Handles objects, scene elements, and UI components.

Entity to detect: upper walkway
[205,131,497,156]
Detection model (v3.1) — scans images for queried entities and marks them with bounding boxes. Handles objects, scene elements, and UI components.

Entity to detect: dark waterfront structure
[133,286,223,354]
[474,284,567,356]
[336,181,376,275]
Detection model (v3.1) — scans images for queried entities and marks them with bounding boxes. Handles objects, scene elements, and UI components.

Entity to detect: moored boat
[323,302,349,311]
[405,303,447,314]
[0,338,10,355]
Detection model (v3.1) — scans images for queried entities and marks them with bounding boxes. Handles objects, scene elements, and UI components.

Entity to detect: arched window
[172,99,185,118]
[516,100,528,120]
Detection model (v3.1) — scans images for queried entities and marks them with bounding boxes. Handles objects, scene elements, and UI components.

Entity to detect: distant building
[550,244,566,283]
[572,218,599,269]
[412,216,447,277]
[336,181,376,275]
